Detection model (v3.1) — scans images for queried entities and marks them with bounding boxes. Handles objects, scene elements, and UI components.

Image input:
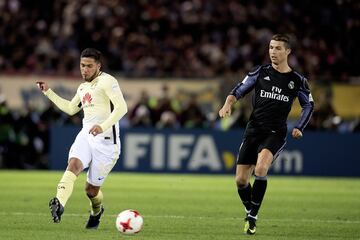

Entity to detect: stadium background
[0,1,359,239]
[0,0,359,174]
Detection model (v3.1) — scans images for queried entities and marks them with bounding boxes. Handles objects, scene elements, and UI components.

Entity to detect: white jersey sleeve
[98,75,128,132]
[44,88,81,115]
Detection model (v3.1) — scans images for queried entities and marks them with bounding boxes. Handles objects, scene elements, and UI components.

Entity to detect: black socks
[250,175,267,217]
[237,175,268,217]
[237,183,252,212]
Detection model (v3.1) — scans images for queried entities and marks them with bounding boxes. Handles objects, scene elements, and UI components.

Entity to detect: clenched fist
[292,128,303,139]
[36,81,49,92]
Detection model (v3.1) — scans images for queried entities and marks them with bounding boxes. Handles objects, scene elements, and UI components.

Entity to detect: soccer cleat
[49,197,64,223]
[85,206,104,229]
[244,215,256,235]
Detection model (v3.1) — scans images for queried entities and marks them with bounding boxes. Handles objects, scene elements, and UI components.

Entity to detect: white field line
[0,211,359,224]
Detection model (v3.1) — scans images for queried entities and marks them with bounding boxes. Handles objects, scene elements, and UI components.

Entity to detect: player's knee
[86,189,98,198]
[85,185,99,198]
[67,158,83,175]
[254,165,268,177]
[235,175,249,187]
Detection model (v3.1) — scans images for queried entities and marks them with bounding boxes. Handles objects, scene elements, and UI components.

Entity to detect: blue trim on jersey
[295,77,314,132]
[229,75,258,99]
[248,65,264,76]
[229,65,265,99]
[273,140,286,161]
[293,71,306,81]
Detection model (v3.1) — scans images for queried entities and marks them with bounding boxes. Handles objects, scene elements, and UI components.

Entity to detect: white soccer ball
[116,209,143,234]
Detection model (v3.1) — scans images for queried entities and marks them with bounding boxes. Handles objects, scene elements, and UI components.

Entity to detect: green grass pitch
[0,171,359,240]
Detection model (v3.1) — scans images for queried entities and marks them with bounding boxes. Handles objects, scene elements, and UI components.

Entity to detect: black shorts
[237,133,286,165]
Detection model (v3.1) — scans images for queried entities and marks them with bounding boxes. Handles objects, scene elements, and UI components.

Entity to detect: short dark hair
[80,48,102,63]
[272,34,292,49]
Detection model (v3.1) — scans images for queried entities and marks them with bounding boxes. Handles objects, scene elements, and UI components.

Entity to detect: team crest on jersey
[288,81,294,89]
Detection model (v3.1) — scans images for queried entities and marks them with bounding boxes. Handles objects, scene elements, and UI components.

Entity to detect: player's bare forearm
[219,95,237,118]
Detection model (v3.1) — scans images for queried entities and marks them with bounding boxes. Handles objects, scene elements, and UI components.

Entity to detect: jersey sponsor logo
[82,93,93,105]
[288,81,294,89]
[82,92,95,108]
[263,76,271,81]
[260,86,289,102]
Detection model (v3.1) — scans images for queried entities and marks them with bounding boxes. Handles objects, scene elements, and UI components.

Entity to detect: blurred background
[0,0,359,175]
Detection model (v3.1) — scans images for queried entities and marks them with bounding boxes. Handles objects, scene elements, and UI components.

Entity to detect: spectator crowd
[0,0,359,82]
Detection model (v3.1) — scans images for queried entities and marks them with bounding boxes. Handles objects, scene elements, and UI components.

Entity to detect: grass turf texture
[0,171,359,240]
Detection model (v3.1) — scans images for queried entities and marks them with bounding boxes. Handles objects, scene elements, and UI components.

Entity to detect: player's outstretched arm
[36,81,81,116]
[219,95,237,118]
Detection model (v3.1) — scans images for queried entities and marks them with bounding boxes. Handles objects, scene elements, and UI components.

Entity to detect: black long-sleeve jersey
[230,64,314,136]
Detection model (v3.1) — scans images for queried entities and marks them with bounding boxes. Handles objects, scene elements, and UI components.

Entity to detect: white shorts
[68,128,120,186]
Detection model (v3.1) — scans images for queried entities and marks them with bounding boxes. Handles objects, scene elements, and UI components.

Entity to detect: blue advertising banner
[50,127,360,177]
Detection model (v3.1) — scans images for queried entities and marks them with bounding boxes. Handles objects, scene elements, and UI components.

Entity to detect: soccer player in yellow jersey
[36,48,128,229]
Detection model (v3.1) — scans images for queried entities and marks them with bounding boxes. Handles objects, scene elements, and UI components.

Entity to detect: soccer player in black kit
[219,34,314,235]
